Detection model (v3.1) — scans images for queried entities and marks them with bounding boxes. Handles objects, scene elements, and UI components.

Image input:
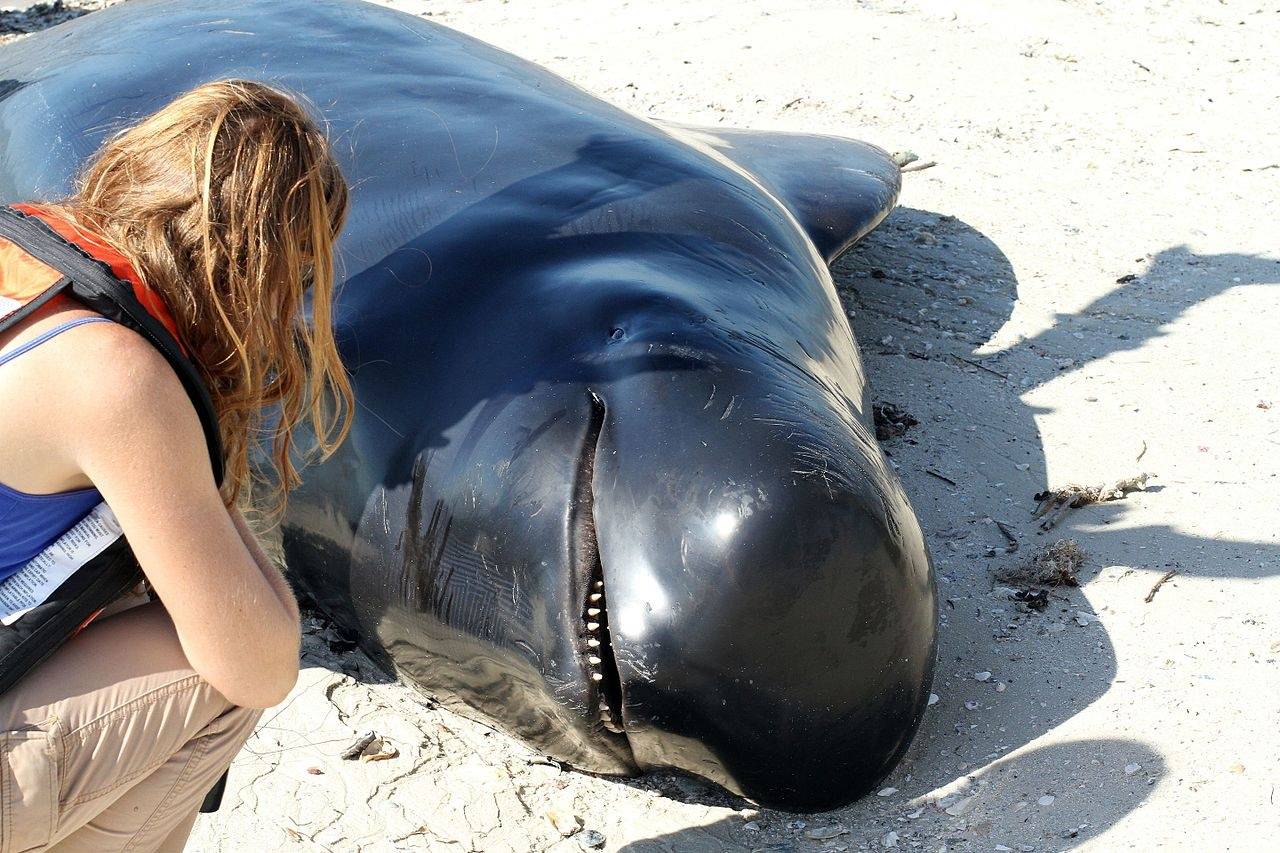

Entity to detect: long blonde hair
[52,79,353,520]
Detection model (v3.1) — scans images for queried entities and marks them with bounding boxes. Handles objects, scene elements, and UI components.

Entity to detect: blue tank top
[0,316,114,582]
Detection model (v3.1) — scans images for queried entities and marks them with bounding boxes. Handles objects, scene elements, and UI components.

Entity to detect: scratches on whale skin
[702,384,717,410]
[437,544,529,645]
[398,453,452,612]
[355,396,406,439]
[719,323,850,407]
[508,407,569,464]
[554,199,651,238]
[397,452,532,644]
[422,106,465,182]
[468,126,500,183]
[396,20,435,43]
[789,430,911,550]
[719,395,738,421]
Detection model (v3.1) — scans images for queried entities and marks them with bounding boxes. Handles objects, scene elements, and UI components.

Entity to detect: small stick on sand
[1145,569,1176,603]
[926,468,958,486]
[952,354,1009,380]
[993,519,1020,553]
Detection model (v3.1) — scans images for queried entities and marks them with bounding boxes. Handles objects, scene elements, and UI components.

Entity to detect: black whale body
[0,0,937,810]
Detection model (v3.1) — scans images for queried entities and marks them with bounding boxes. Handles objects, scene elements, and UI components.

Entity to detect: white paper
[0,502,123,626]
[0,294,21,316]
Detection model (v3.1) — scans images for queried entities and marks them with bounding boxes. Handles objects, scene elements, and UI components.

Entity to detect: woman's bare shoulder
[55,319,198,433]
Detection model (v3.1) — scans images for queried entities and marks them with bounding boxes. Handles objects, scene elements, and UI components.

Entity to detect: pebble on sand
[576,829,606,850]
[547,809,582,837]
[1038,795,1056,806]
[878,787,899,797]
[974,671,992,682]
[804,824,848,841]
[882,830,900,848]
[1124,763,1141,776]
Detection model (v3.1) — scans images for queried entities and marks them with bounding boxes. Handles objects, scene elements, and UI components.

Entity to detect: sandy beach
[7,0,1279,849]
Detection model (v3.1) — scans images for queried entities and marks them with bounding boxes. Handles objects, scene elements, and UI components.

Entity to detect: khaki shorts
[0,603,261,852]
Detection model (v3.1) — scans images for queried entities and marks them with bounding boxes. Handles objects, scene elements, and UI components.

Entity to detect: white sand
[27,0,1275,849]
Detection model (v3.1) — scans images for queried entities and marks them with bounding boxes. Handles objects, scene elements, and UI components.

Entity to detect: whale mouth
[572,392,626,735]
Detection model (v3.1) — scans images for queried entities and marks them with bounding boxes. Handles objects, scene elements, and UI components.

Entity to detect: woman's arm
[228,507,300,626]
[68,331,301,708]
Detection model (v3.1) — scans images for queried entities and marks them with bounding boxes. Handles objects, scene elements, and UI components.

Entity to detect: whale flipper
[669,124,902,264]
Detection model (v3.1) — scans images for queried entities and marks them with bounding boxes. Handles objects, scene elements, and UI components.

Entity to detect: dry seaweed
[1033,473,1151,530]
[873,401,919,441]
[996,539,1086,590]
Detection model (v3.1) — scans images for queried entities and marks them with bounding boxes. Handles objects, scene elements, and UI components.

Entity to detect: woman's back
[0,235,128,574]
[0,285,141,578]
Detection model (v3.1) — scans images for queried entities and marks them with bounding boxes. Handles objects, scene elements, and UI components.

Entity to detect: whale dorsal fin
[664,123,901,264]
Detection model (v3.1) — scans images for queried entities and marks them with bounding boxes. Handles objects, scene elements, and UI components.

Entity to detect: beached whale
[0,0,936,810]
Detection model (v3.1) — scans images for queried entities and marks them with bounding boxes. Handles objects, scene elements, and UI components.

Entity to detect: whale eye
[608,327,626,342]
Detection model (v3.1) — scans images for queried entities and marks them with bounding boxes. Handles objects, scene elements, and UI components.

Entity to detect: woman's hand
[70,329,302,708]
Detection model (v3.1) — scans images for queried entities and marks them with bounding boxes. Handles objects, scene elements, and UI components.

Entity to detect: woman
[0,80,351,851]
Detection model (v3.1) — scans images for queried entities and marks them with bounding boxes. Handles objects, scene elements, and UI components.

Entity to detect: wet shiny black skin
[0,0,936,810]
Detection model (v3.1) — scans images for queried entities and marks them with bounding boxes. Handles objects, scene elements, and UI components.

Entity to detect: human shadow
[1001,243,1280,395]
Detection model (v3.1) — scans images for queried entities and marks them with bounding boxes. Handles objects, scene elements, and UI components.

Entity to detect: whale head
[285,133,935,809]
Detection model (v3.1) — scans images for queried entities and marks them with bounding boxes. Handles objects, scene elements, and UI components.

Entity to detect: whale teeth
[599,706,624,734]
[583,574,618,729]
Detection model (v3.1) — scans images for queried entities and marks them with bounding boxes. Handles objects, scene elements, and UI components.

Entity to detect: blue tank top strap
[0,316,113,368]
